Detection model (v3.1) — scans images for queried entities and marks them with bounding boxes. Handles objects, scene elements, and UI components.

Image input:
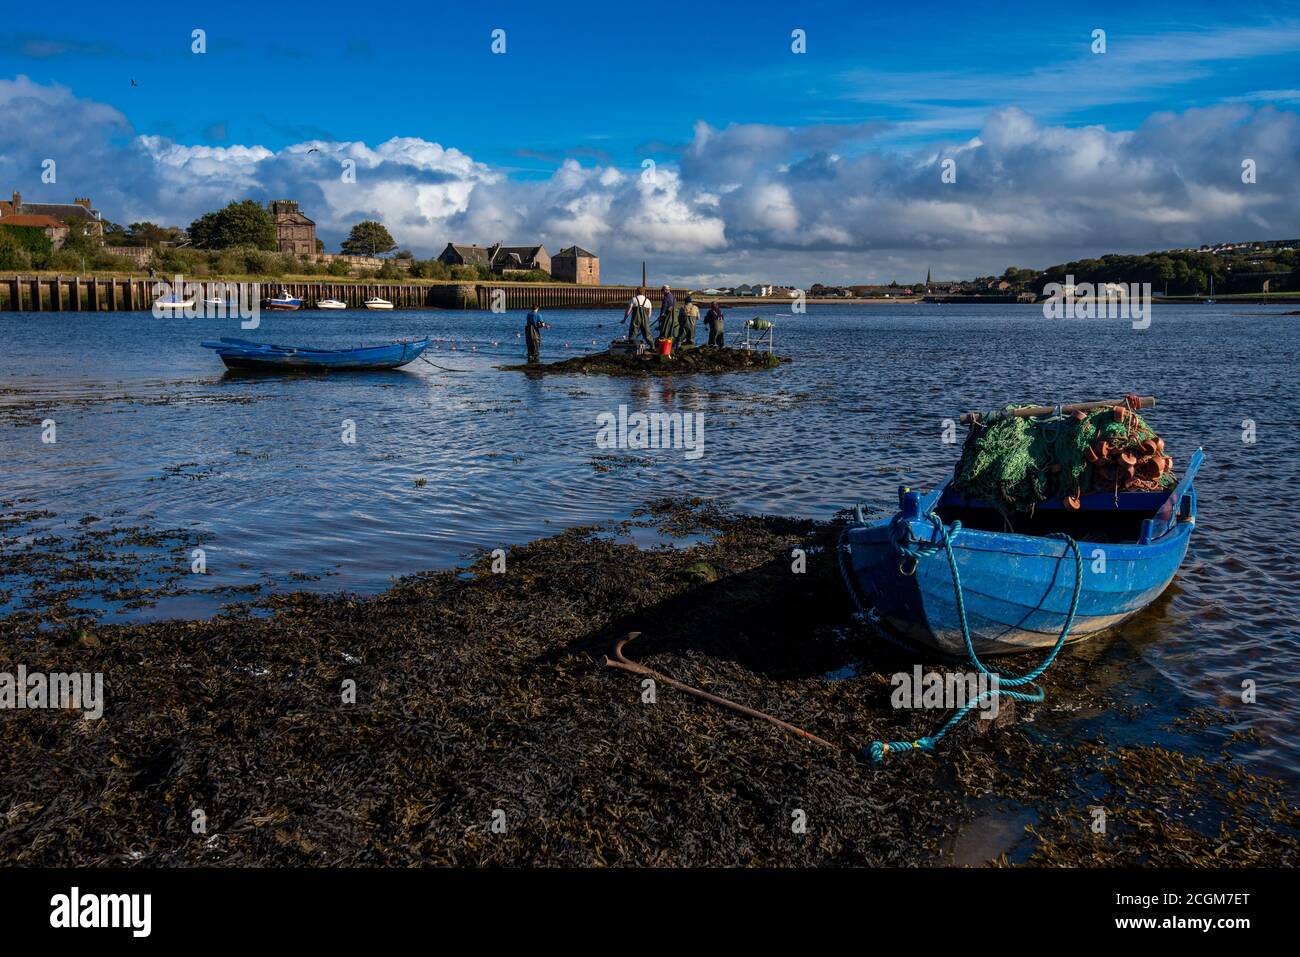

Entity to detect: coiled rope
[840,509,1083,762]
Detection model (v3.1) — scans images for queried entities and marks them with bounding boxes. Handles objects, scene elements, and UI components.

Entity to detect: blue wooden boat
[840,448,1204,656]
[201,336,430,371]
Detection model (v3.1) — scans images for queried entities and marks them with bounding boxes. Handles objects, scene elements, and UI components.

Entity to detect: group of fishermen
[624,285,725,350]
[524,285,726,362]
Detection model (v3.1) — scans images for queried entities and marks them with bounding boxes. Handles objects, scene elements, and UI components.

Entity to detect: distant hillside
[1012,240,1300,297]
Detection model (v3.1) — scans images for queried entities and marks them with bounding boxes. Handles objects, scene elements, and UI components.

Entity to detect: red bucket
[657,338,673,356]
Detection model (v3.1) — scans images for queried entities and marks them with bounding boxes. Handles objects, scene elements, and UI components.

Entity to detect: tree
[127,222,181,247]
[61,222,100,258]
[102,221,180,248]
[187,211,220,248]
[0,229,32,269]
[100,220,129,244]
[341,220,397,257]
[187,200,277,251]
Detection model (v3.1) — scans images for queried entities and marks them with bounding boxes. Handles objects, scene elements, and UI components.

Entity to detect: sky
[3,0,1300,285]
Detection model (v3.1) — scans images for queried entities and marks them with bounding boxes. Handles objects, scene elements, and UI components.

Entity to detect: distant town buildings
[268,200,317,257]
[1189,238,1299,255]
[0,192,103,238]
[551,246,599,285]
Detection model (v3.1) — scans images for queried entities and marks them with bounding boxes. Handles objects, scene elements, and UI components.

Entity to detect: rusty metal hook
[601,632,843,752]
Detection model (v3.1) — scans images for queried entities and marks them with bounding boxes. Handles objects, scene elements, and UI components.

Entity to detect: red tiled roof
[0,213,67,228]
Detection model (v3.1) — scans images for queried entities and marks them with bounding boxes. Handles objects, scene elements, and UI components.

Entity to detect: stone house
[437,243,493,268]
[268,200,317,257]
[437,242,551,275]
[551,246,599,284]
[490,244,550,275]
[1,192,103,238]
[0,213,71,249]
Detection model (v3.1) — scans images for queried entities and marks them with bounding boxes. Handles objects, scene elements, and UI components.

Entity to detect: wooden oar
[960,396,1155,425]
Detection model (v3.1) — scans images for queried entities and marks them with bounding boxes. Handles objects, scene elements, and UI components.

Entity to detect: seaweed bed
[1,500,1296,866]
[500,346,789,376]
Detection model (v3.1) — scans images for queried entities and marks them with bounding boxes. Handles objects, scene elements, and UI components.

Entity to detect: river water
[2,303,1297,776]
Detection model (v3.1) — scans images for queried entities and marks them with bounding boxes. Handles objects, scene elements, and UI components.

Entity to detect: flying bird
[130,79,138,87]
[307,148,320,154]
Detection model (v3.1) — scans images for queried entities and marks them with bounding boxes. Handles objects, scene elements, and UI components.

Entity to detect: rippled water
[2,303,1298,771]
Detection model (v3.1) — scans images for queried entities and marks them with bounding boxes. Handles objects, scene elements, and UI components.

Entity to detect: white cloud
[3,75,1300,285]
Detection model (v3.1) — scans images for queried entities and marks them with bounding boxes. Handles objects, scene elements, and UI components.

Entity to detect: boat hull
[842,453,1201,656]
[202,337,429,372]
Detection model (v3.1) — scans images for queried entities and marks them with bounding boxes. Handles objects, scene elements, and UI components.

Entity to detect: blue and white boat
[262,289,302,310]
[840,448,1204,656]
[201,336,431,371]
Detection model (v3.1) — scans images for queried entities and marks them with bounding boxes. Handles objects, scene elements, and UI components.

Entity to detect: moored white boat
[154,296,195,315]
[364,297,394,310]
[317,298,347,310]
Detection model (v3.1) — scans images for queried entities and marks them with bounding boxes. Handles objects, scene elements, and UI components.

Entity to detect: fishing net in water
[953,401,1177,513]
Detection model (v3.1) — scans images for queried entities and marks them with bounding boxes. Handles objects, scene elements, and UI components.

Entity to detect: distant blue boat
[840,448,1204,656]
[201,336,430,371]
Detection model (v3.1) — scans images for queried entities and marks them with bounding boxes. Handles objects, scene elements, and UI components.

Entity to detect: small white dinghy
[364,297,394,310]
[154,296,195,315]
[317,298,347,310]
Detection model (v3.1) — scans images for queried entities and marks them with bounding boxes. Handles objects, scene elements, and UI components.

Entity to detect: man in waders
[624,287,654,350]
[656,285,677,343]
[679,295,699,347]
[524,305,549,363]
[705,301,725,347]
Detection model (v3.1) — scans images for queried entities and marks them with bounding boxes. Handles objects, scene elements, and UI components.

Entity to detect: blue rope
[854,510,1083,762]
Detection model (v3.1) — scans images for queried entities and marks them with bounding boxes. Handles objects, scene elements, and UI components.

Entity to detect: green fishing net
[953,405,1176,513]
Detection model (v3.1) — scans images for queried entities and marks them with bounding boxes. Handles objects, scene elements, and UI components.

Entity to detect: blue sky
[3,0,1300,283]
